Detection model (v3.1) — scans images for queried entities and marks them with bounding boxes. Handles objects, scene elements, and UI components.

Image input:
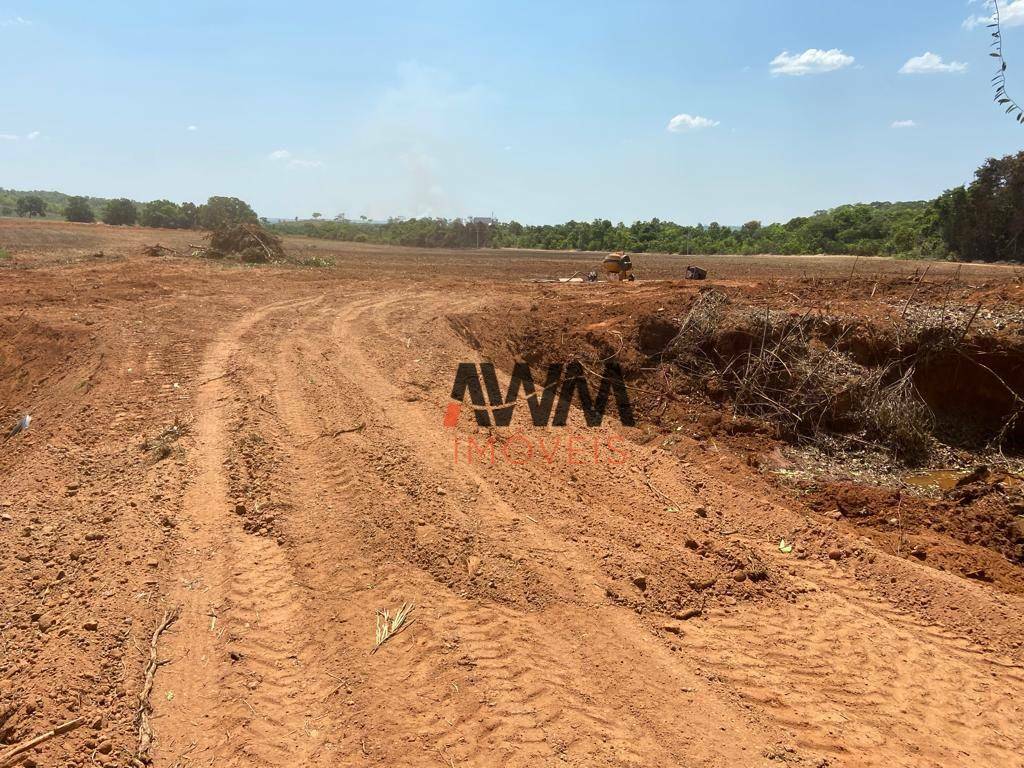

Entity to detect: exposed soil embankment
[449,275,1024,591]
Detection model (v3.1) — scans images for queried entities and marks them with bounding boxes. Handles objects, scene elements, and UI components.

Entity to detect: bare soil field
[2,218,1024,768]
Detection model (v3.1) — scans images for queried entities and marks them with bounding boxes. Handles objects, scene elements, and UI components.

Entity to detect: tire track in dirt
[151,296,329,768]
[683,584,1024,766]
[296,290,1024,768]
[243,292,779,767]
[146,284,1024,768]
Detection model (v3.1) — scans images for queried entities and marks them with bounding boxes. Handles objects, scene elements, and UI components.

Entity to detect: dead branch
[299,422,366,447]
[643,475,683,509]
[251,230,274,261]
[132,606,181,767]
[0,718,85,767]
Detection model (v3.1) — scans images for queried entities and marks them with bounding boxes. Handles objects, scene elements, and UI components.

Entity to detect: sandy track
[146,286,1023,767]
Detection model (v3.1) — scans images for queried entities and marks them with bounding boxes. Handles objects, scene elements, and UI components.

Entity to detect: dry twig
[132,606,181,767]
[0,718,84,767]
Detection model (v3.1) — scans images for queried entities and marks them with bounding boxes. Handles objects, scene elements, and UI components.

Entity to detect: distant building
[470,216,497,225]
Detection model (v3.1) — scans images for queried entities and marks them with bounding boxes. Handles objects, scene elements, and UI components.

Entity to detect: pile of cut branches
[204,223,286,263]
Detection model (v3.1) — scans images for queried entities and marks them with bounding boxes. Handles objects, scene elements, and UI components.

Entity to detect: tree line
[270,202,945,259]
[269,153,1024,262]
[62,195,258,229]
[2,190,258,230]
[5,152,1024,261]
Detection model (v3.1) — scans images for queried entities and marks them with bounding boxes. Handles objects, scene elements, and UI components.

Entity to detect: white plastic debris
[7,414,31,438]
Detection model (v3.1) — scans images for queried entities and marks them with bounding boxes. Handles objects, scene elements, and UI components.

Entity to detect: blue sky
[2,1,1024,223]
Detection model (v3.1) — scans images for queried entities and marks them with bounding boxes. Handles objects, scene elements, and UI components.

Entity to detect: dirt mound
[207,224,286,263]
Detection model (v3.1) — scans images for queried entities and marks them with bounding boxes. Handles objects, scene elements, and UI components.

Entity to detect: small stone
[84,532,104,542]
[827,549,844,561]
[694,507,708,518]
[83,620,99,631]
[466,555,481,578]
[684,538,699,550]
[632,574,647,591]
[674,608,702,621]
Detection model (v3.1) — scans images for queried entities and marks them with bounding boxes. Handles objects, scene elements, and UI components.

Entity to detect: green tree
[934,151,1024,261]
[140,199,184,228]
[64,196,96,223]
[197,196,258,229]
[102,198,138,226]
[16,195,46,217]
[178,202,199,228]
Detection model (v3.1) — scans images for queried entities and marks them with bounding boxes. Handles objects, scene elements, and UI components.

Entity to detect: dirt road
[2,223,1024,768]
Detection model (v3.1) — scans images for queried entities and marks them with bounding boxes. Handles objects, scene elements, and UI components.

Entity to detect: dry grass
[141,418,190,462]
[373,603,414,653]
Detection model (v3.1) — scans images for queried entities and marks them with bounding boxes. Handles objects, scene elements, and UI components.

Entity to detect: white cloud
[268,148,323,168]
[899,52,967,74]
[964,0,1024,30]
[666,113,720,132]
[186,125,198,131]
[0,131,38,140]
[891,119,917,128]
[0,16,31,27]
[770,48,855,76]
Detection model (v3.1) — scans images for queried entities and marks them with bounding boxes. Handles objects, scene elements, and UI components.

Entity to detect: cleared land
[2,219,1023,768]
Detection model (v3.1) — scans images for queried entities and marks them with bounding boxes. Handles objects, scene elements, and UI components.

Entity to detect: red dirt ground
[2,219,1024,768]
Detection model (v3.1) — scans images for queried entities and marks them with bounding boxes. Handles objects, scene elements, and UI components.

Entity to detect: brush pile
[142,243,178,258]
[645,293,937,464]
[206,223,285,263]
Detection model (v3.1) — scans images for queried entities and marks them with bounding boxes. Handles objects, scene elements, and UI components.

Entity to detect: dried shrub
[863,370,934,465]
[669,306,935,464]
[674,289,730,349]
